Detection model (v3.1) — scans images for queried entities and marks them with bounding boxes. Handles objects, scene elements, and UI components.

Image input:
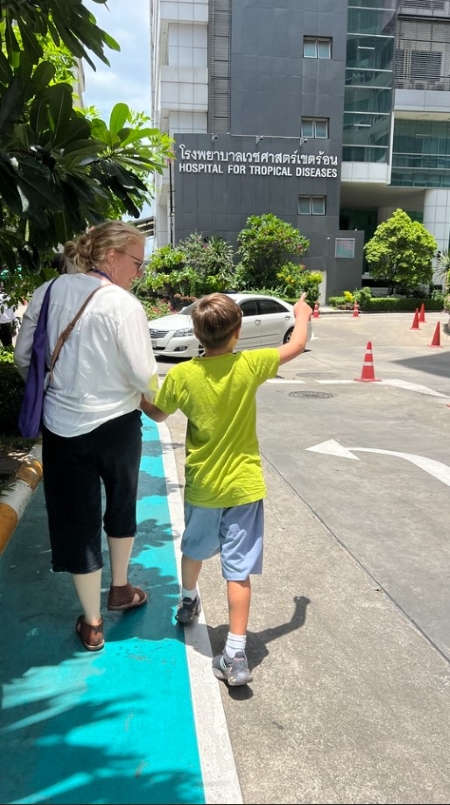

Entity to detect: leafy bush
[327,296,351,308]
[276,262,307,296]
[364,297,401,312]
[141,234,236,299]
[0,346,15,364]
[385,297,442,312]
[237,214,310,289]
[327,295,443,312]
[0,362,25,435]
[430,289,444,306]
[353,286,373,310]
[140,298,174,320]
[298,271,322,306]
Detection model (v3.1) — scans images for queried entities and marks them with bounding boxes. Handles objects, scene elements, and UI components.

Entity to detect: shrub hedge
[327,296,444,312]
[0,361,25,435]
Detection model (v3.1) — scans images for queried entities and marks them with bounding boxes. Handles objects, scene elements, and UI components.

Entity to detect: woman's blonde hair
[191,293,242,349]
[64,221,145,273]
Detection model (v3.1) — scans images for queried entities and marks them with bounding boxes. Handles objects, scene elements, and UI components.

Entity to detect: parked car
[149,293,313,359]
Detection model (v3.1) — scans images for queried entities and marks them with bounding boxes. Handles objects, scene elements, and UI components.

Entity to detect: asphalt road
[156,311,450,805]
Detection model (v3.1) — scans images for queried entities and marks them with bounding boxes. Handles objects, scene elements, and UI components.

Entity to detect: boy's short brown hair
[191,293,242,350]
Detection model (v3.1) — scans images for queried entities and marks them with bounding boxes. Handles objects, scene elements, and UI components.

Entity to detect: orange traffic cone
[429,322,441,347]
[419,303,426,323]
[410,308,420,330]
[355,341,381,382]
[312,302,320,319]
[352,301,359,318]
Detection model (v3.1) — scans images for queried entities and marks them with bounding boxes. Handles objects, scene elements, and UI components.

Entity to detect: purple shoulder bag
[18,279,57,439]
[17,280,105,439]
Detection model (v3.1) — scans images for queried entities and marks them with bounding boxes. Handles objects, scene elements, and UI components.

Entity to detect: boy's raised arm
[277,292,313,366]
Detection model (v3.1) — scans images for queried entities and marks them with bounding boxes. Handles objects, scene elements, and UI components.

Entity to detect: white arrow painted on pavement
[306,439,450,487]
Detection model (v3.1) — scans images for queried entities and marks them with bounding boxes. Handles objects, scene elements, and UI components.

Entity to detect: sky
[83,1,154,226]
[83,0,151,122]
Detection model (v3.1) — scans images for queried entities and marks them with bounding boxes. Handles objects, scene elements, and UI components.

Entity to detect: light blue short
[182,500,264,580]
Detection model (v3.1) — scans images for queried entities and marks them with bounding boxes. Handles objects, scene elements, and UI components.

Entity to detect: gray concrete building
[150,0,450,302]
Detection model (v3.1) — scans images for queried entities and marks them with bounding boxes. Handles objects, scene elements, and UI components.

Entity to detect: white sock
[181,587,197,601]
[225,632,246,658]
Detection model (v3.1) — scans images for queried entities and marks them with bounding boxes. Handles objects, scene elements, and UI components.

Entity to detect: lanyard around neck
[89,267,113,282]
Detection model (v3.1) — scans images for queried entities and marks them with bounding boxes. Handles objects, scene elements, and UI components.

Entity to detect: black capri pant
[42,411,142,574]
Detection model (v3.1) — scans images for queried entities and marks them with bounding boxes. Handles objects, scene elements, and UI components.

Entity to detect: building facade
[150,0,450,301]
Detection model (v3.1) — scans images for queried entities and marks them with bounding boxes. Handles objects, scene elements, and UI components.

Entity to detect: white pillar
[423,189,450,286]
[423,189,450,252]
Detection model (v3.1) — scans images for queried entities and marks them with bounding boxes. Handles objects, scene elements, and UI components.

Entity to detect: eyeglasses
[121,250,145,273]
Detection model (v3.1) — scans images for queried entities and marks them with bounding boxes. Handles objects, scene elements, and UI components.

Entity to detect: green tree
[364,209,437,294]
[0,1,173,274]
[236,213,310,289]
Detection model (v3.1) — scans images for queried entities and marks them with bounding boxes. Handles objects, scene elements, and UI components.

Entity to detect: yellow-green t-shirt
[154,348,280,507]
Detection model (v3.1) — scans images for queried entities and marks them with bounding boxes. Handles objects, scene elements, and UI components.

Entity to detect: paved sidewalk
[0,418,240,805]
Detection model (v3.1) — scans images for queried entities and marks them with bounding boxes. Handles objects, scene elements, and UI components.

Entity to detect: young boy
[141,291,312,686]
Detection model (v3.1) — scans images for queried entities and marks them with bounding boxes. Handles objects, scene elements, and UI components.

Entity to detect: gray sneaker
[212,650,253,686]
[175,595,201,625]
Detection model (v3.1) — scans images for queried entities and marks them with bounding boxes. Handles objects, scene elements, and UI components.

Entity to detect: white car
[149,293,312,359]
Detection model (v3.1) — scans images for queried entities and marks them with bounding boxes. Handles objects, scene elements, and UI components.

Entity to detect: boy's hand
[293,292,313,320]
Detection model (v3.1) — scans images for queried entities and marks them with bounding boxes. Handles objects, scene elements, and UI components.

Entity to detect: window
[258,299,287,315]
[239,300,259,317]
[304,37,331,59]
[335,238,355,259]
[298,196,326,215]
[301,117,329,139]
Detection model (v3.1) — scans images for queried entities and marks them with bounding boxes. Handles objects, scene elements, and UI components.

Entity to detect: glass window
[304,37,331,59]
[335,238,356,258]
[258,299,286,315]
[311,197,326,215]
[343,112,390,148]
[303,38,318,58]
[315,119,329,138]
[301,118,329,139]
[391,118,450,187]
[239,300,259,316]
[317,39,332,59]
[298,197,311,215]
[298,196,326,215]
[344,86,391,114]
[301,119,314,138]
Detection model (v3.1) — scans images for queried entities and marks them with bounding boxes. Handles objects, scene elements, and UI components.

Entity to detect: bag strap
[40,278,58,326]
[49,285,106,381]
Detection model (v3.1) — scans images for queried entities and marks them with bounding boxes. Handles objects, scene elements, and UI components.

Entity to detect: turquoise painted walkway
[0,418,225,805]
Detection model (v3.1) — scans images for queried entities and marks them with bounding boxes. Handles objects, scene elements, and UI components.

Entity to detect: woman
[14,221,158,651]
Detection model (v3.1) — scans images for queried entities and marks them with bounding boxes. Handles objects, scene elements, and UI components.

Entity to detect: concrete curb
[0,442,43,556]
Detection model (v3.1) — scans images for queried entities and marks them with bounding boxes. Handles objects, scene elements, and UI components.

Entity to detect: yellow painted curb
[0,443,43,556]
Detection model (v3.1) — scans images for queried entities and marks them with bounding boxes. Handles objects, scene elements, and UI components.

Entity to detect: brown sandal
[107,582,147,612]
[76,616,105,651]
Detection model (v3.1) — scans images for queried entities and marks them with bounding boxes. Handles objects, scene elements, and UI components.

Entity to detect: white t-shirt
[14,273,159,437]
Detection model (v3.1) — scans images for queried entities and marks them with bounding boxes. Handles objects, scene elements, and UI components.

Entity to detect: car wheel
[283,327,294,344]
